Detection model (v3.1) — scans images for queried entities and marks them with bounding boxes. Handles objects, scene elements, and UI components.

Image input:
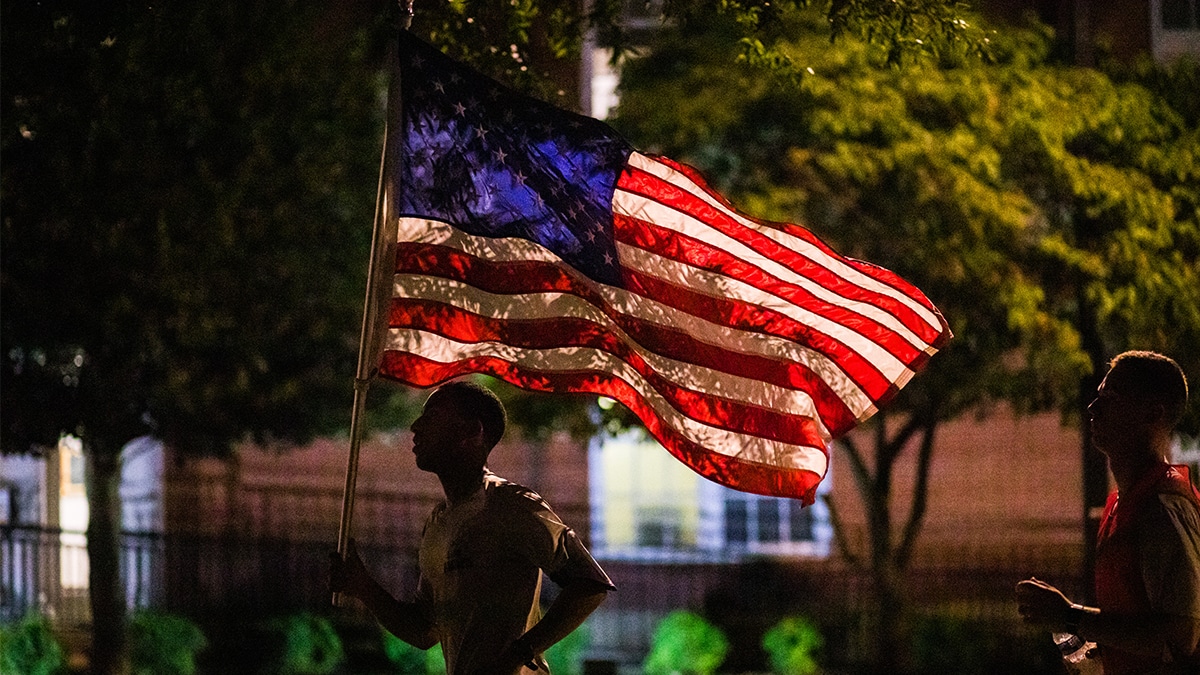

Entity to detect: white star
[513,170,527,187]
[474,126,489,140]
[603,251,614,266]
[432,79,445,93]
[493,148,507,164]
[453,101,467,116]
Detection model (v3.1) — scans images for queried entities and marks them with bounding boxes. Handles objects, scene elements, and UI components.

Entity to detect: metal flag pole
[334,2,413,606]
[333,118,389,607]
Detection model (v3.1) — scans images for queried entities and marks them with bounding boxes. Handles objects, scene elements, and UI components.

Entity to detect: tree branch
[824,494,862,569]
[839,433,873,497]
[894,415,938,569]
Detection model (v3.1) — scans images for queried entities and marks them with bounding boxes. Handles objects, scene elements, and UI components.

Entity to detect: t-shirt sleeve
[1139,493,1200,619]
[502,486,615,591]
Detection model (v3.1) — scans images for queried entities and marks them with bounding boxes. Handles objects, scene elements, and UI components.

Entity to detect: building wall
[162,429,594,549]
[830,405,1083,567]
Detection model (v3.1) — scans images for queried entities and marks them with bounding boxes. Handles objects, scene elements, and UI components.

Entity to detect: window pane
[725,500,748,544]
[789,500,814,541]
[1162,0,1194,29]
[757,499,780,542]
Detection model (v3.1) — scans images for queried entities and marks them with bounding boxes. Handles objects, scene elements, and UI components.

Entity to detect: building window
[1162,0,1198,29]
[590,430,831,561]
[722,492,827,556]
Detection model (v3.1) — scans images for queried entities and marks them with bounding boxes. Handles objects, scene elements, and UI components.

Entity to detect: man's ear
[1148,401,1169,428]
[463,418,485,452]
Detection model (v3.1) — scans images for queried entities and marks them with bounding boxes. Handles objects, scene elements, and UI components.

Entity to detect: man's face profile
[1088,366,1155,455]
[409,391,480,473]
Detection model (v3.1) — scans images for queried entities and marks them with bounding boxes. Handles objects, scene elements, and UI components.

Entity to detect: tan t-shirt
[417,472,613,675]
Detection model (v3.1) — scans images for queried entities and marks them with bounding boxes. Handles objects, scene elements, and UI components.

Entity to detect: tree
[611,7,1199,670]
[2,2,385,672]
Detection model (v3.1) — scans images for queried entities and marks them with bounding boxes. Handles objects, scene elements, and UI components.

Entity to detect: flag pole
[333,115,389,606]
[334,3,413,606]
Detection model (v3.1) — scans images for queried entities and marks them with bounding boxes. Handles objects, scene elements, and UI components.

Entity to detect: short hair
[429,381,507,450]
[1108,351,1189,427]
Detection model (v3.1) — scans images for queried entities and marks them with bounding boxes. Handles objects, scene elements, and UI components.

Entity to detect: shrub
[381,631,446,675]
[266,613,345,675]
[0,614,65,675]
[762,616,824,675]
[909,614,992,675]
[544,623,589,675]
[129,611,207,675]
[643,610,729,675]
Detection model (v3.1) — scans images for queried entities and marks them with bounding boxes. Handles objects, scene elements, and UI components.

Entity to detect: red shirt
[1095,464,1200,674]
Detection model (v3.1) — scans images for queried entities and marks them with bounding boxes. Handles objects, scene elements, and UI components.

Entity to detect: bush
[0,614,65,675]
[909,614,992,675]
[643,610,729,675]
[381,631,445,675]
[265,613,344,675]
[545,623,589,675]
[129,611,207,675]
[762,616,823,675]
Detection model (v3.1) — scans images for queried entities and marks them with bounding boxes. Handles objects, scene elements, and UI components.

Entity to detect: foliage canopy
[612,8,1200,431]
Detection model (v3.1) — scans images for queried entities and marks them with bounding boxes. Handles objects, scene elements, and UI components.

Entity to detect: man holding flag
[331,381,613,674]
[372,30,950,504]
[333,24,950,668]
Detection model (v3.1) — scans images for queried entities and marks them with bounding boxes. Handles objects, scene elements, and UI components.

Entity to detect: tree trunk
[86,444,127,675]
[869,562,906,674]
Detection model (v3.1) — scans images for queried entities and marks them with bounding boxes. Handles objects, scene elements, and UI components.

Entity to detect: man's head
[409,381,507,474]
[1089,350,1188,455]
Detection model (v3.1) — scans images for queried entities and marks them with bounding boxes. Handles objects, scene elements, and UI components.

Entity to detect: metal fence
[2,523,1082,667]
[1,525,421,626]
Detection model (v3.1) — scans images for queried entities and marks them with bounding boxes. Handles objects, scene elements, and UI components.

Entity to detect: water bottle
[1052,632,1101,675]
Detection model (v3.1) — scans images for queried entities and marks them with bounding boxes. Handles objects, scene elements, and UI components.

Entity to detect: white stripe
[394,273,828,422]
[626,152,945,332]
[618,241,913,384]
[384,328,830,475]
[613,189,932,353]
[396,217,877,418]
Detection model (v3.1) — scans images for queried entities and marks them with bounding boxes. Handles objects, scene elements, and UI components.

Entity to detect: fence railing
[1,525,422,626]
[3,523,1082,663]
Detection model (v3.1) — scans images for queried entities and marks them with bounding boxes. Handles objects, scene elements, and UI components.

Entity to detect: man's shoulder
[1154,491,1200,529]
[484,474,555,513]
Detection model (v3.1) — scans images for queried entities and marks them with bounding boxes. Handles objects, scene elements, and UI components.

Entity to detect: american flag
[377,32,951,503]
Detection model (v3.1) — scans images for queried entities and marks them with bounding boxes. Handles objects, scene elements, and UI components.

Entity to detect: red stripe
[631,158,949,342]
[394,241,863,430]
[613,212,926,365]
[379,349,824,503]
[388,298,833,445]
[397,240,891,402]
[619,266,895,401]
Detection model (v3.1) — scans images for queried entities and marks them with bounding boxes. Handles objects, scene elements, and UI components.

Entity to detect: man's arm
[1016,578,1199,658]
[491,580,610,673]
[329,538,438,650]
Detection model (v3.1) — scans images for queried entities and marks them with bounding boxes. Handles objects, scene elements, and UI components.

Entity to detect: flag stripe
[395,216,893,413]
[627,153,947,336]
[616,167,939,352]
[391,243,864,432]
[615,223,919,378]
[380,348,826,500]
[394,217,876,428]
[381,330,830,471]
[388,290,830,446]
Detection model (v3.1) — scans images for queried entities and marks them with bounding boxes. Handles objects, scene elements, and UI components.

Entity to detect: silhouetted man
[1017,351,1200,674]
[331,381,613,674]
